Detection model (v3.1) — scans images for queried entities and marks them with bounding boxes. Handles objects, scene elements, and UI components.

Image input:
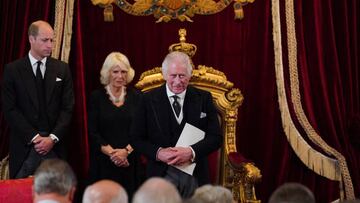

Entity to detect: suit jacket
[131,84,222,185]
[1,56,74,178]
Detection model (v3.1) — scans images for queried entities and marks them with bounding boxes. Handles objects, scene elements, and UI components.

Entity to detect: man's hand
[157,147,193,166]
[157,147,177,163]
[166,147,193,166]
[33,136,54,155]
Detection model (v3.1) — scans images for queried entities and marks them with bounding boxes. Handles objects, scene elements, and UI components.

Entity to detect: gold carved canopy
[91,0,255,22]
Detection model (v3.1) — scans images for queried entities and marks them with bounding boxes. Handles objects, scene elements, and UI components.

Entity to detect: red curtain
[1,0,359,202]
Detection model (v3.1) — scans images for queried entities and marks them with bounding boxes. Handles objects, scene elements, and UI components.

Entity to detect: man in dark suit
[131,51,222,198]
[1,20,74,178]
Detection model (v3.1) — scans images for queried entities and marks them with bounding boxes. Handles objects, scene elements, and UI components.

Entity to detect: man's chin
[44,52,52,56]
[172,89,185,94]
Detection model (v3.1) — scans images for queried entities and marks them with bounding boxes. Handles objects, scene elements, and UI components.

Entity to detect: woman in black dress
[87,52,142,197]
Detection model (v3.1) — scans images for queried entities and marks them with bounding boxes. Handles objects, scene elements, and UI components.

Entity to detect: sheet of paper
[174,123,205,175]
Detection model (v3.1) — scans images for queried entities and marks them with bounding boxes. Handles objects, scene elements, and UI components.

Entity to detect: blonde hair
[100,52,135,85]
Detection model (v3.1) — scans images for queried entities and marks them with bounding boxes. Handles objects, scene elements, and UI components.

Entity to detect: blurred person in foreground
[132,177,181,203]
[33,159,77,203]
[190,184,234,203]
[82,179,128,203]
[268,182,315,203]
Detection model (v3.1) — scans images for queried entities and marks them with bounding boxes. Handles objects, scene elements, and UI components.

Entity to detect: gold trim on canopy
[91,0,255,22]
[271,0,354,200]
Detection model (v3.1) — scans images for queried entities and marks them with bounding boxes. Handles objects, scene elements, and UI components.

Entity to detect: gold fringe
[271,0,354,200]
[60,0,75,62]
[52,0,65,59]
[284,0,354,199]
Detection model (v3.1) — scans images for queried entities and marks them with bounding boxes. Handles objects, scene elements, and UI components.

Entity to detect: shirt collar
[166,84,186,100]
[28,52,47,66]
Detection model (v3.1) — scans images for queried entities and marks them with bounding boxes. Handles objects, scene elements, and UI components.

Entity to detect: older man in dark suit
[131,51,222,198]
[1,20,74,179]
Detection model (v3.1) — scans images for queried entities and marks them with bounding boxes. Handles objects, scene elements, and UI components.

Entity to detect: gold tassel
[104,4,114,22]
[233,3,244,20]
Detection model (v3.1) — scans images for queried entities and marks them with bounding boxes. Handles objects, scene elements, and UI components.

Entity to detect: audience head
[339,200,360,203]
[161,51,192,94]
[190,184,233,203]
[132,177,181,203]
[33,159,77,203]
[268,182,315,203]
[100,52,135,86]
[28,20,54,60]
[82,179,128,203]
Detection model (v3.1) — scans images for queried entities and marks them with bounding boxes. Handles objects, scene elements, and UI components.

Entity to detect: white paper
[174,123,205,175]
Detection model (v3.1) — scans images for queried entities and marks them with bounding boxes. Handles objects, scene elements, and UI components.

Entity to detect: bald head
[132,177,181,203]
[82,180,128,203]
[28,20,53,37]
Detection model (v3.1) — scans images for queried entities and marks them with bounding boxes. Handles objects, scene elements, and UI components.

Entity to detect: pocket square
[200,112,207,118]
[56,77,62,82]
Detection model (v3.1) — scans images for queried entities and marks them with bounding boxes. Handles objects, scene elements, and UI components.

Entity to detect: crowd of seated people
[10,158,359,203]
[29,158,236,203]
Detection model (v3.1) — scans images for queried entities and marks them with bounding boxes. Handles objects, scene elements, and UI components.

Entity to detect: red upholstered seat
[0,177,33,203]
[228,152,248,168]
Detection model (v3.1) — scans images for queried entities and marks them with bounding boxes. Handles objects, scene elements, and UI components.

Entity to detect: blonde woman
[87,52,142,197]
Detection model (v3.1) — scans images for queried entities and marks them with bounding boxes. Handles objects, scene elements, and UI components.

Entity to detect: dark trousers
[15,148,57,179]
[164,166,198,198]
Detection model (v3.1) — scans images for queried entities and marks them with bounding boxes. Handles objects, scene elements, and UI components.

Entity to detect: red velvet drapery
[1,0,359,202]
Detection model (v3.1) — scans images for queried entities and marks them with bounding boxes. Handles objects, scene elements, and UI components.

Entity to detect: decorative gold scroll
[91,0,255,22]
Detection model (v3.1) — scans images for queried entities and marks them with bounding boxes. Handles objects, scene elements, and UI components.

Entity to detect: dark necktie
[172,95,181,117]
[36,61,43,80]
[35,61,49,132]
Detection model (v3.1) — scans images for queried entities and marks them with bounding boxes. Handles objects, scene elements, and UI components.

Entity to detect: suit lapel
[151,85,172,138]
[44,58,57,104]
[183,87,202,125]
[20,57,39,110]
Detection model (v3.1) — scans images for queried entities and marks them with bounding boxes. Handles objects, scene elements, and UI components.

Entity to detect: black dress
[87,87,142,197]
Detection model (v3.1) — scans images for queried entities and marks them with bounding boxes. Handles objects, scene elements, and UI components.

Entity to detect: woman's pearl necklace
[105,85,126,103]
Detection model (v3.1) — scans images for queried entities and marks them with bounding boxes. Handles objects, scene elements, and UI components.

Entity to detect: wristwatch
[125,146,132,154]
[49,135,59,144]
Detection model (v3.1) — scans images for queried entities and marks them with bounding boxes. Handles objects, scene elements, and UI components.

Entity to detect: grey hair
[161,51,192,80]
[100,52,135,85]
[268,182,315,203]
[132,177,181,203]
[34,159,77,196]
[191,184,233,203]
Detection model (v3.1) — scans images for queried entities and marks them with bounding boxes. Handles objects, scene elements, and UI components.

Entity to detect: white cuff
[189,147,196,162]
[31,134,40,143]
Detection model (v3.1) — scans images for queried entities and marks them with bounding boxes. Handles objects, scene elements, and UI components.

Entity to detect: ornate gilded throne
[135,29,261,203]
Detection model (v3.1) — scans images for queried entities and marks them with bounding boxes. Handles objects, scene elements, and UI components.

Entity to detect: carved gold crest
[92,0,255,22]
